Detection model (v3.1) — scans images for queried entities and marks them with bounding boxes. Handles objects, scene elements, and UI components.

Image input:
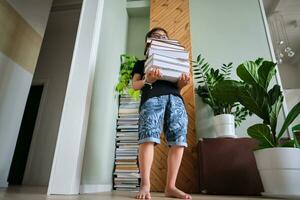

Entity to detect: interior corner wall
[80,0,128,189]
[126,16,149,59]
[6,0,53,36]
[22,8,81,186]
[0,0,52,187]
[190,0,285,138]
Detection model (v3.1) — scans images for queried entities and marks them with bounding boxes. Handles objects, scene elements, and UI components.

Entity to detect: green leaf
[247,124,275,148]
[255,58,264,66]
[237,61,260,85]
[258,61,276,89]
[268,85,282,105]
[277,101,300,140]
[238,84,270,122]
[115,54,139,99]
[202,63,210,74]
[269,94,283,135]
[212,80,241,104]
[233,106,250,127]
[221,62,233,79]
[197,54,202,63]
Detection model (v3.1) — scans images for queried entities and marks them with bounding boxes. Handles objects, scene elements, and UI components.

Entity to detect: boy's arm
[177,73,190,91]
[132,68,162,90]
[132,74,145,90]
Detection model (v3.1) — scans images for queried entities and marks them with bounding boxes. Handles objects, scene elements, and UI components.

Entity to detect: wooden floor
[0,186,281,200]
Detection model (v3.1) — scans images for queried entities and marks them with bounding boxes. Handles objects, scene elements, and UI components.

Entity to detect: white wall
[0,1,52,187]
[6,0,53,36]
[190,0,286,138]
[0,53,33,187]
[127,16,149,59]
[80,0,128,189]
[278,61,300,128]
[278,62,300,89]
[22,9,81,186]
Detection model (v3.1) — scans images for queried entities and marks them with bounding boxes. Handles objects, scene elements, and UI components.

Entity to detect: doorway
[7,85,44,185]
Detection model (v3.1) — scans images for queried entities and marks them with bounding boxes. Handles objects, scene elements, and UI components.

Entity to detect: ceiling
[127,0,150,17]
[51,0,82,11]
[263,0,300,64]
[52,0,82,6]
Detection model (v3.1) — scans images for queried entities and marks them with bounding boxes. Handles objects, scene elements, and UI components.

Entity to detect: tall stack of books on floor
[113,94,140,192]
[145,38,190,82]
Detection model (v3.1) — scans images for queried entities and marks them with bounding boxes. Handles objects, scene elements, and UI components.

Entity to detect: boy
[131,27,191,199]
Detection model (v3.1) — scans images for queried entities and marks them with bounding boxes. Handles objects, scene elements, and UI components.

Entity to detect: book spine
[113,93,141,191]
[145,60,190,73]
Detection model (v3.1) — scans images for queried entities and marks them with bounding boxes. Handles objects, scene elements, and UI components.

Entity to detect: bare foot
[165,187,192,199]
[136,186,151,199]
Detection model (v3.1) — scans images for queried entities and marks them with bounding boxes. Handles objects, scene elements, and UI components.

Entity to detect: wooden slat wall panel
[149,0,199,193]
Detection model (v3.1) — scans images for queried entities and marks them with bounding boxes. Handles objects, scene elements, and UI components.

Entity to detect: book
[147,38,180,44]
[118,108,139,114]
[117,125,139,129]
[150,40,184,50]
[114,184,138,188]
[145,58,190,74]
[117,121,138,124]
[118,113,139,118]
[114,172,140,178]
[145,54,189,67]
[147,47,189,60]
[115,162,137,165]
[115,156,138,160]
[147,44,184,52]
[117,117,139,121]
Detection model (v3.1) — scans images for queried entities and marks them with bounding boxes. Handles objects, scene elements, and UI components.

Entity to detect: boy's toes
[136,187,151,199]
[145,193,151,199]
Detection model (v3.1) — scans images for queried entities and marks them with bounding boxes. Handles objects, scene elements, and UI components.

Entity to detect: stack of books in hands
[113,94,140,192]
[145,38,190,82]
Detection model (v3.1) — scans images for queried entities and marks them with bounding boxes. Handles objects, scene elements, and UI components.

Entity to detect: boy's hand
[145,68,162,83]
[177,73,190,89]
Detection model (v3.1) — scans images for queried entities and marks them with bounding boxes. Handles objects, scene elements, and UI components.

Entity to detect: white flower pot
[213,114,236,138]
[254,148,300,198]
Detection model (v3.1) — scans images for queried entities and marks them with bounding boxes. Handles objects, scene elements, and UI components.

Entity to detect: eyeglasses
[150,33,168,40]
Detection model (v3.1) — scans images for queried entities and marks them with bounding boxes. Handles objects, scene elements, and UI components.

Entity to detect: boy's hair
[144,27,169,42]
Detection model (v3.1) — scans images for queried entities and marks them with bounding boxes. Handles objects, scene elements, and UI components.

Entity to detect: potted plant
[213,58,300,198]
[115,54,140,99]
[192,54,250,138]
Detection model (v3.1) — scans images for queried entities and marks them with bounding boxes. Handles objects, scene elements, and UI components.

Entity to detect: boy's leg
[136,96,167,199]
[136,142,154,199]
[164,95,191,199]
[165,146,191,199]
[166,146,184,188]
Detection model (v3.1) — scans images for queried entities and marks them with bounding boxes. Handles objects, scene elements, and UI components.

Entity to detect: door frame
[47,0,105,195]
[258,0,291,136]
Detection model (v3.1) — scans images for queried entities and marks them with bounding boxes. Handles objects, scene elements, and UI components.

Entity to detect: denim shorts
[138,94,188,147]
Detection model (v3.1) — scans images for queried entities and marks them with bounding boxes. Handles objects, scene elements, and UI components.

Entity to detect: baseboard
[79,184,112,194]
[0,180,8,188]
